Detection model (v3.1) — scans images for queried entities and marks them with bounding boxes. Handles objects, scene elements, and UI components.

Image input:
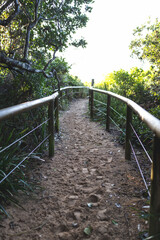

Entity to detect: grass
[0,143,33,218]
[0,120,45,218]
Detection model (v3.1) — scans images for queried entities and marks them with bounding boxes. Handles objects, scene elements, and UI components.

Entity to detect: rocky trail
[1,99,148,240]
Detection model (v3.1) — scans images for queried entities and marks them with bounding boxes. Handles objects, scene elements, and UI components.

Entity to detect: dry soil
[0,99,148,240]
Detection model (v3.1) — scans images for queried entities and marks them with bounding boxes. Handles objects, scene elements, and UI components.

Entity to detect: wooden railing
[0,86,87,157]
[89,87,160,238]
[0,85,160,238]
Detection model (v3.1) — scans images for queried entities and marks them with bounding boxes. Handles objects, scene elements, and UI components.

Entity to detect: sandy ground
[0,99,148,240]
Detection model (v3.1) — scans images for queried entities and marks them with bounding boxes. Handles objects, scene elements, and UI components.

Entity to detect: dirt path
[1,99,147,240]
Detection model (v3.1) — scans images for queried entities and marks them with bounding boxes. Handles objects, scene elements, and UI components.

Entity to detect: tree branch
[43,48,57,72]
[0,51,41,72]
[54,70,61,92]
[0,0,20,26]
[18,0,31,21]
[0,51,59,79]
[0,0,14,15]
[23,0,42,59]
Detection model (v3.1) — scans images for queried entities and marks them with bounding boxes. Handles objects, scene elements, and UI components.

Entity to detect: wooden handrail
[0,86,88,122]
[90,87,160,137]
[0,92,59,121]
[60,86,88,91]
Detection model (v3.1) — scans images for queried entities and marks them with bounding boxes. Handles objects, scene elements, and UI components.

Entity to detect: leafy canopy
[0,0,94,77]
[129,18,160,70]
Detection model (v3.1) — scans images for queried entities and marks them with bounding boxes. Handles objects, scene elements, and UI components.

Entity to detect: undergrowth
[0,146,33,219]
[0,110,47,218]
[0,87,87,218]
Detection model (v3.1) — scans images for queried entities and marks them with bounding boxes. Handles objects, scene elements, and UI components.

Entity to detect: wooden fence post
[89,89,94,119]
[91,79,94,87]
[149,136,160,239]
[65,88,68,101]
[54,96,59,133]
[77,88,80,98]
[90,79,94,118]
[48,100,54,157]
[106,95,111,131]
[125,105,132,160]
[59,90,62,109]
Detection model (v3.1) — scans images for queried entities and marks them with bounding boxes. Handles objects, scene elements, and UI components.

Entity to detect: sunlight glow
[60,0,160,84]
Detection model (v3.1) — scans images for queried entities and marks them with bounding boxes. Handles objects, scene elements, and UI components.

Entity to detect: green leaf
[0,204,10,218]
[84,226,92,235]
[19,179,33,192]
[112,220,118,225]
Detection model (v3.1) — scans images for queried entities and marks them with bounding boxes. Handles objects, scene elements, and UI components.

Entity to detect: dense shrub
[93,67,159,148]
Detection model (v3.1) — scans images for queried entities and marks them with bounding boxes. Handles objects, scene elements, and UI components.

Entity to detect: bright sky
[60,0,160,84]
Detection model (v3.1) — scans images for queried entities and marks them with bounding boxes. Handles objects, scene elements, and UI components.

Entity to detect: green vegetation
[94,67,159,147]
[0,0,93,217]
[95,67,159,115]
[130,18,160,70]
[0,0,94,107]
[93,19,160,148]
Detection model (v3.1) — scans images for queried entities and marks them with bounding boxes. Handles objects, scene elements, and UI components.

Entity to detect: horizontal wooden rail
[0,86,88,159]
[90,87,160,138]
[60,86,88,91]
[0,86,88,121]
[0,92,59,121]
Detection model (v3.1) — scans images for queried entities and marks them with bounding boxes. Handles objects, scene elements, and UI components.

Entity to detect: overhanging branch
[0,0,14,14]
[24,0,42,59]
[0,51,59,79]
[43,48,58,72]
[0,0,20,26]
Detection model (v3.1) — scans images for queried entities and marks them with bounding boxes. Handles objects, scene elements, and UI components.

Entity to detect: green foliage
[0,129,34,218]
[0,0,90,217]
[96,67,159,113]
[66,75,83,86]
[0,0,90,108]
[129,18,160,114]
[0,0,93,107]
[94,67,159,149]
[0,74,85,217]
[130,18,160,70]
[0,0,94,73]
[0,57,83,108]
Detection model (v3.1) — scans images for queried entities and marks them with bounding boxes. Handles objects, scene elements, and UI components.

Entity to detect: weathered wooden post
[77,87,80,98]
[59,90,63,109]
[149,136,160,239]
[89,89,94,119]
[68,88,71,101]
[48,100,54,157]
[54,96,59,133]
[65,88,68,101]
[125,105,132,160]
[106,95,111,131]
[89,79,94,119]
[91,79,94,87]
[71,88,73,100]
